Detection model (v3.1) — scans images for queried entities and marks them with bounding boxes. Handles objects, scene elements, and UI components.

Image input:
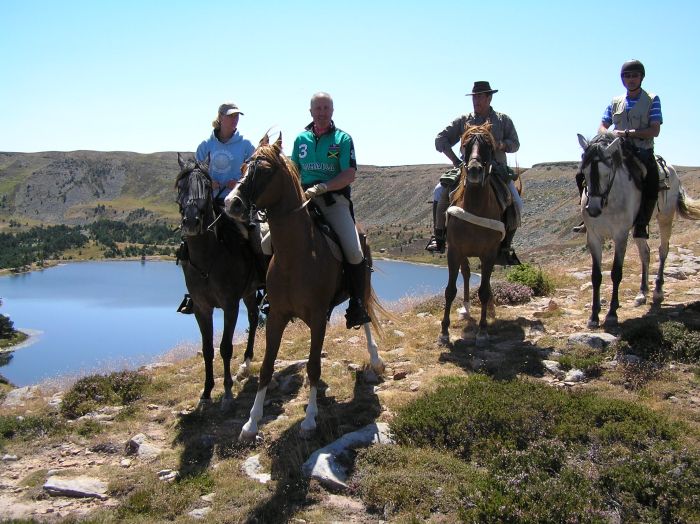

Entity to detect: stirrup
[572,222,586,234]
[425,236,445,254]
[345,300,371,329]
[256,290,270,315]
[633,224,649,239]
[177,294,194,314]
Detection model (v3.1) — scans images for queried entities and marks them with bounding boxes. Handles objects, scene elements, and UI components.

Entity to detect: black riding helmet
[621,59,645,79]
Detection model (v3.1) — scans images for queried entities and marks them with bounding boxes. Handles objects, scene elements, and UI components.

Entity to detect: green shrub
[0,414,64,447]
[353,376,697,522]
[620,320,700,364]
[61,370,149,419]
[506,262,554,296]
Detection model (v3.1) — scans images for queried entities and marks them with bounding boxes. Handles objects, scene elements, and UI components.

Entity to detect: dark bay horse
[224,134,385,441]
[440,123,505,346]
[577,133,700,327]
[175,153,261,408]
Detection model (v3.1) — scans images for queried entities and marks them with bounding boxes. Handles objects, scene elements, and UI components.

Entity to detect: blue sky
[2,0,698,167]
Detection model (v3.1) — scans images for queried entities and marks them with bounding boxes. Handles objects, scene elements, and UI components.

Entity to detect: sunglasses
[623,72,641,79]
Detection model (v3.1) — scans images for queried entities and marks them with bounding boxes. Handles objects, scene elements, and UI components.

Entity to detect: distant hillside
[1,151,699,260]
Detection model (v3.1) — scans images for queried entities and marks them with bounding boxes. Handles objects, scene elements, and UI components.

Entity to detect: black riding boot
[633,193,657,239]
[345,260,372,329]
[496,229,521,266]
[633,151,660,239]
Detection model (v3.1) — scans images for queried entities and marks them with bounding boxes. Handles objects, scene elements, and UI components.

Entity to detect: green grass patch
[60,370,150,419]
[506,262,555,296]
[352,375,697,522]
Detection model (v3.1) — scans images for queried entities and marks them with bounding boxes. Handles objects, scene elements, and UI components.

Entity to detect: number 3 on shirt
[298,144,308,159]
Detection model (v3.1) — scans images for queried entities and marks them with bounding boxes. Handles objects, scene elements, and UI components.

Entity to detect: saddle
[307,201,346,262]
[621,146,672,193]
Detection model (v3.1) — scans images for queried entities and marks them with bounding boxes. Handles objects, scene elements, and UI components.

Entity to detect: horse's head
[460,123,497,187]
[577,133,623,217]
[225,133,303,222]
[175,152,214,236]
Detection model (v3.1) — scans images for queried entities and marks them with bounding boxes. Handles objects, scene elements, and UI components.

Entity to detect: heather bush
[61,370,150,419]
[469,280,533,306]
[352,375,697,522]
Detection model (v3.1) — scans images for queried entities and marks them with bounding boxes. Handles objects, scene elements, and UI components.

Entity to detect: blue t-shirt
[195,130,255,198]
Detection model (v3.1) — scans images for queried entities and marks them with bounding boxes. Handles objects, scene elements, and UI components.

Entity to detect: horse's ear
[273,133,283,152]
[259,134,270,147]
[177,152,186,169]
[577,134,588,150]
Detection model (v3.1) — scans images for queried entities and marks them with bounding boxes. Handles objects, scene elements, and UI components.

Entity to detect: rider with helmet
[574,60,662,237]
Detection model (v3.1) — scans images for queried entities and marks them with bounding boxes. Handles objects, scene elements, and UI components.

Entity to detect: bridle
[462,132,494,185]
[580,143,619,209]
[237,154,306,219]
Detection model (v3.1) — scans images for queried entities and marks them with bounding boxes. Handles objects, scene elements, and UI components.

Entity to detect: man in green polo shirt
[291,92,371,329]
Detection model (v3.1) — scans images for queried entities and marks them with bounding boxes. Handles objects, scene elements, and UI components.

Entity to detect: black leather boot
[345,260,372,329]
[496,229,521,266]
[257,255,272,315]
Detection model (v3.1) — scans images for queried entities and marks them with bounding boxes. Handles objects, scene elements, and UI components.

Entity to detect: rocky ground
[1,220,700,521]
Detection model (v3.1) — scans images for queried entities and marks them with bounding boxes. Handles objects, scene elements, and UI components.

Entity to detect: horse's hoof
[235,367,250,382]
[371,357,385,375]
[220,398,234,412]
[603,316,618,328]
[198,398,212,407]
[457,307,469,320]
[634,294,647,307]
[587,318,599,328]
[652,291,664,304]
[438,334,450,346]
[238,427,258,443]
[299,427,315,440]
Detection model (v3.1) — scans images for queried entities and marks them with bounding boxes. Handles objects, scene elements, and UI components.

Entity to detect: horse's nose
[585,202,602,218]
[182,214,200,229]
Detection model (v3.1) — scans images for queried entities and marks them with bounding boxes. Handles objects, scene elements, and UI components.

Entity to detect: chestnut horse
[577,133,700,327]
[175,154,260,408]
[224,135,385,441]
[440,123,505,346]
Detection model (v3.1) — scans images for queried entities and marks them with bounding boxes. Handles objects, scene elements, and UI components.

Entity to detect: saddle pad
[446,206,505,240]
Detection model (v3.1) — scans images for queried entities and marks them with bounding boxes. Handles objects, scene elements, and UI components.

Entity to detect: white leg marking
[239,386,267,441]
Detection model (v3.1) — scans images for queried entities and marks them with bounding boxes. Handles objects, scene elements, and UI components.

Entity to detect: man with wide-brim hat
[427,81,522,265]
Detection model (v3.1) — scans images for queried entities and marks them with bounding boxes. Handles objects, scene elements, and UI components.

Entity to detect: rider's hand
[304,183,328,200]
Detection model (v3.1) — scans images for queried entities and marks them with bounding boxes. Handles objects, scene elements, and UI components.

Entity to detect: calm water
[0,260,476,386]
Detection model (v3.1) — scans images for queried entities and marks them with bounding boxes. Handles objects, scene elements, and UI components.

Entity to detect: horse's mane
[451,123,497,204]
[254,144,305,200]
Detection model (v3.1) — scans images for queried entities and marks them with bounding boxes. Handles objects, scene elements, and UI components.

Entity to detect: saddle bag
[439,166,462,189]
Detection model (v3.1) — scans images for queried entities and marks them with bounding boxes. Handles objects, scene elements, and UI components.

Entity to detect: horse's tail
[677,184,700,220]
[365,285,396,335]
